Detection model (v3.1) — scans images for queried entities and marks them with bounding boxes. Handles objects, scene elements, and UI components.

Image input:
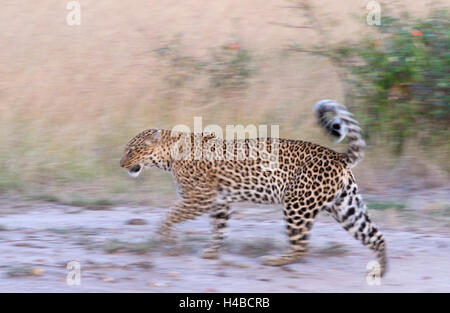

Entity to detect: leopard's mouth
[128,164,142,177]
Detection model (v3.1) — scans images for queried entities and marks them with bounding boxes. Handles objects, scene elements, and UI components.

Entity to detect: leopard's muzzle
[128,164,142,177]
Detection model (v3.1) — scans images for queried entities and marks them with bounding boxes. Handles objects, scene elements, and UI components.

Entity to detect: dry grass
[0,0,447,200]
[224,237,283,257]
[103,238,158,254]
[316,242,349,257]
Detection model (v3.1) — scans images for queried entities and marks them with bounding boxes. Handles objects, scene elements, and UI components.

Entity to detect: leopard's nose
[130,165,141,173]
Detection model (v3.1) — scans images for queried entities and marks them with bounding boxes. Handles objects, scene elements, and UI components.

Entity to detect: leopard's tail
[315,99,366,168]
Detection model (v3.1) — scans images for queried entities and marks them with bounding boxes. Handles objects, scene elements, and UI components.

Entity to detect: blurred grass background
[0,0,448,206]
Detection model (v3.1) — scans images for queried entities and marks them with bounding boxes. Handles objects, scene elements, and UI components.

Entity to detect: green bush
[331,10,449,151]
[208,44,253,93]
[155,39,253,97]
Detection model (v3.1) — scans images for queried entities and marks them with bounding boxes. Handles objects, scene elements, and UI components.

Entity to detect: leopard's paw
[260,253,301,266]
[202,248,219,260]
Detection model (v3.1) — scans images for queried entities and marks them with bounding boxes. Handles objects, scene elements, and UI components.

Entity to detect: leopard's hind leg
[261,167,341,266]
[328,182,388,276]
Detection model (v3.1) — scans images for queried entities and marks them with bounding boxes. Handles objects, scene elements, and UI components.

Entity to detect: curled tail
[315,99,366,168]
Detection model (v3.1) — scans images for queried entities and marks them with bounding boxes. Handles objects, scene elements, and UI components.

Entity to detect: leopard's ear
[144,129,162,145]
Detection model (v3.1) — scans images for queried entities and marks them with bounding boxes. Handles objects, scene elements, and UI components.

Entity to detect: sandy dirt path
[0,194,449,292]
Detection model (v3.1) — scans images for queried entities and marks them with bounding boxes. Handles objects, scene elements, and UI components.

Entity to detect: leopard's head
[120,129,170,177]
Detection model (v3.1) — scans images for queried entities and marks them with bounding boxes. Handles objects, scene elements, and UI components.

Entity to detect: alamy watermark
[366,1,381,26]
[66,1,81,26]
[66,261,81,286]
[366,260,381,286]
[165,117,280,169]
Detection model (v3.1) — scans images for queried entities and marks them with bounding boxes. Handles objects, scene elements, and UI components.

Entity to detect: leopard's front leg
[157,197,214,243]
[202,202,230,259]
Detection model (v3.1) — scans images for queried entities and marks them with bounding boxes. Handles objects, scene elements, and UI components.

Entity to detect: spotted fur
[120,100,387,276]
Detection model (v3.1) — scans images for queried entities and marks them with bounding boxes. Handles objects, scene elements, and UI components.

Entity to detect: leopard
[120,100,387,276]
